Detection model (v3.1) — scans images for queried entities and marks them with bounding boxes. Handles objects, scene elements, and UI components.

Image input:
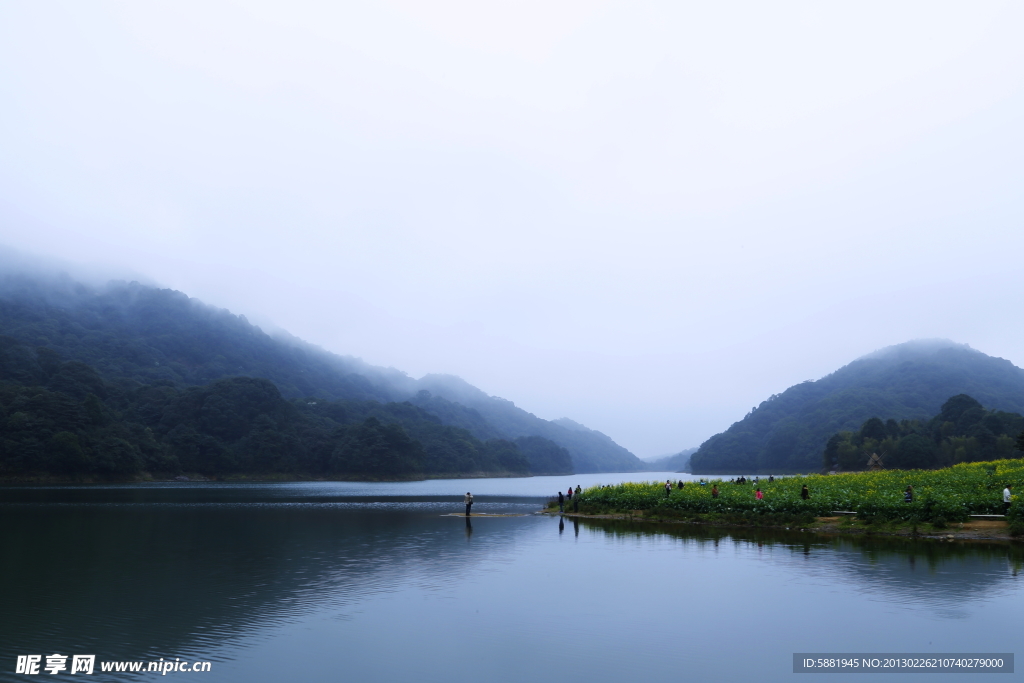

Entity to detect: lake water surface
[3,473,1021,682]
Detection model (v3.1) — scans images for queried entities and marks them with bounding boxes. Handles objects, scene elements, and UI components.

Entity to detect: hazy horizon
[2,2,1023,457]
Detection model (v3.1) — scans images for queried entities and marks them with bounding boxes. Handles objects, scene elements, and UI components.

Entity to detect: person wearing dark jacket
[801,485,809,500]
[558,491,565,513]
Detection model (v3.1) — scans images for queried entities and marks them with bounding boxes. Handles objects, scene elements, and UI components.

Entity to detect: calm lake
[3,473,1021,682]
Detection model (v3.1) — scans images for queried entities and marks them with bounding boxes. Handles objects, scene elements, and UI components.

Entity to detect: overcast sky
[2,1,1023,458]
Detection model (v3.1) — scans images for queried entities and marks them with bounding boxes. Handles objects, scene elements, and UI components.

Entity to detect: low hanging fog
[1,1,1023,457]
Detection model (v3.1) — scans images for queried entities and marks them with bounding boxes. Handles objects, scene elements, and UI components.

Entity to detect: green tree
[939,394,983,425]
[887,434,936,469]
[93,437,142,474]
[330,418,423,476]
[823,433,845,471]
[859,417,887,442]
[483,439,529,474]
[48,431,90,473]
[83,393,107,426]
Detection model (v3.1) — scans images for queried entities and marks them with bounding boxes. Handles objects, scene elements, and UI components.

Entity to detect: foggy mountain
[410,378,641,472]
[690,340,1024,474]
[0,271,642,474]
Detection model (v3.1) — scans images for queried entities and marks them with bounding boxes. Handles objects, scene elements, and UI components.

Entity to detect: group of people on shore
[648,477,805,501]
[557,485,583,512]
[729,475,774,484]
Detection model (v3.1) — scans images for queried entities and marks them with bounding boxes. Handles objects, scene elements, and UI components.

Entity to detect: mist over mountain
[690,340,1024,474]
[407,376,641,472]
[642,447,698,472]
[0,271,408,401]
[0,271,642,477]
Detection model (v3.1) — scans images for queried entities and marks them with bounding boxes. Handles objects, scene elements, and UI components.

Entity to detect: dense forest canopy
[0,337,566,478]
[825,394,1024,472]
[690,340,1024,474]
[0,273,642,474]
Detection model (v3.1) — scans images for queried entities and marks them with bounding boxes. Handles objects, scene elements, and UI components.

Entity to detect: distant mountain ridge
[410,375,641,472]
[643,447,697,472]
[0,271,643,473]
[690,340,1024,474]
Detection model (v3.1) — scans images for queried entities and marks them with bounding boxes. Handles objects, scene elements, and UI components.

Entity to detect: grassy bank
[554,459,1024,535]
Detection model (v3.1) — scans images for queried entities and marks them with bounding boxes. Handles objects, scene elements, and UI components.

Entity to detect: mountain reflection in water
[2,481,1020,683]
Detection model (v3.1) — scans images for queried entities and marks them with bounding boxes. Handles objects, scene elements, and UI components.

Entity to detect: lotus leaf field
[573,459,1024,524]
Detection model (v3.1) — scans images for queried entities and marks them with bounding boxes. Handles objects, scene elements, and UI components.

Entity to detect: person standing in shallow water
[464,492,474,516]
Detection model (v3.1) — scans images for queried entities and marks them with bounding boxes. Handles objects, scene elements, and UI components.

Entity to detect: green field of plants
[573,459,1024,525]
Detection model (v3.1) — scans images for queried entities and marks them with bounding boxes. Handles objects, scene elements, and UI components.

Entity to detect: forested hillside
[0,337,566,478]
[0,271,640,477]
[413,377,642,472]
[0,273,408,401]
[690,340,1024,474]
[825,394,1024,471]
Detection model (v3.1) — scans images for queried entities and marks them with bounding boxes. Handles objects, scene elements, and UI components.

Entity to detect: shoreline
[547,510,1017,543]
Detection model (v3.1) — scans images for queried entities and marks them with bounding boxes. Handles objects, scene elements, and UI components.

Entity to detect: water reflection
[3,483,1023,683]
[573,518,1024,610]
[0,503,528,668]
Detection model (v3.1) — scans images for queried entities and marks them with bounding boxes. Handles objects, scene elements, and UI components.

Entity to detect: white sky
[2,1,1023,457]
